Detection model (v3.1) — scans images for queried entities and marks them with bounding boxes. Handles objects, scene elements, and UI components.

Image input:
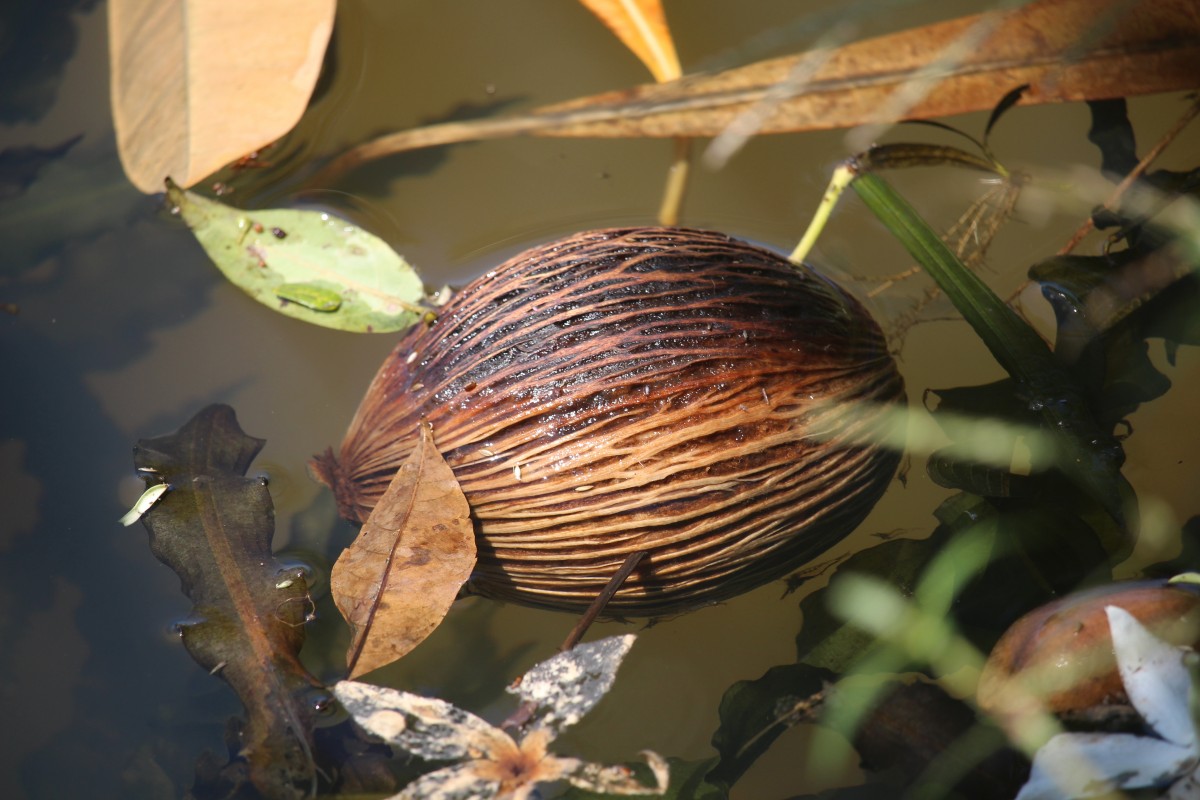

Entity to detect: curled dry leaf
[167,180,428,333]
[331,421,476,679]
[578,0,680,82]
[316,0,1200,183]
[109,0,335,193]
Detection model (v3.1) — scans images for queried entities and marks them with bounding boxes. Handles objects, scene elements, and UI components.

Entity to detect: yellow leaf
[578,0,680,82]
[108,0,335,193]
[330,421,476,679]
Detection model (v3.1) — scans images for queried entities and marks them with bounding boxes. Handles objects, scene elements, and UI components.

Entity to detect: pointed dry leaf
[317,0,1200,182]
[331,422,476,678]
[167,180,427,333]
[109,0,335,192]
[578,0,680,82]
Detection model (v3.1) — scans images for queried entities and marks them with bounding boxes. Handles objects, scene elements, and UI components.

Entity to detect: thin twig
[500,550,646,734]
[559,550,646,653]
[1058,97,1200,256]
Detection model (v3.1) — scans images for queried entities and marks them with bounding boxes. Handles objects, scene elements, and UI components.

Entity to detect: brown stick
[501,550,646,734]
[1058,97,1200,257]
[559,550,646,653]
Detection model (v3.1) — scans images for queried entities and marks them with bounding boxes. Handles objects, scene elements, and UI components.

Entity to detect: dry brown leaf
[316,0,1200,183]
[109,0,335,193]
[578,0,681,82]
[330,421,475,679]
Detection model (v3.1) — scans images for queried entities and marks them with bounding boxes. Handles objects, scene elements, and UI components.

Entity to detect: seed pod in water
[311,227,904,616]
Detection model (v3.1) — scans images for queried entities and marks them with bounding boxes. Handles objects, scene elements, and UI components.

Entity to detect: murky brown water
[2,1,1198,798]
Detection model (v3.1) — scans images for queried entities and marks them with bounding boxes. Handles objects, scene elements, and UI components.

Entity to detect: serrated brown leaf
[317,0,1200,182]
[578,0,680,82]
[331,421,475,679]
[109,0,335,193]
[132,405,322,799]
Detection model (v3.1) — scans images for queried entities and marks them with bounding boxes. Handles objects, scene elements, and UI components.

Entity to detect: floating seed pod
[978,579,1200,721]
[311,227,904,616]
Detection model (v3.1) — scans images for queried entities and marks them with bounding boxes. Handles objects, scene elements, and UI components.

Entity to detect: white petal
[334,680,513,762]
[1166,771,1200,799]
[1106,605,1197,748]
[561,750,670,796]
[396,764,500,800]
[510,634,636,735]
[1017,732,1194,799]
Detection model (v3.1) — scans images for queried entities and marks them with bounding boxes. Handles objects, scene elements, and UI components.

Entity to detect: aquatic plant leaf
[131,404,323,799]
[709,662,829,791]
[331,421,475,678]
[509,634,636,734]
[167,180,427,333]
[578,0,680,82]
[315,0,1200,182]
[851,173,1129,530]
[108,0,335,192]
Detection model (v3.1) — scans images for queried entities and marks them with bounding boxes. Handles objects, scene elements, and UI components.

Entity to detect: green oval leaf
[166,179,426,332]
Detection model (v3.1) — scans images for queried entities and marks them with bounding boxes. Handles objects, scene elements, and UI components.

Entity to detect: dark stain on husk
[311,227,904,615]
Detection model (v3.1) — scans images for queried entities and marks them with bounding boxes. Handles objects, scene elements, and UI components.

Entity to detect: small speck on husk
[311,227,903,615]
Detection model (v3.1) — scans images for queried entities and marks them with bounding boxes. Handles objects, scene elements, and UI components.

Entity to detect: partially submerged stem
[791,143,1005,265]
[851,173,1128,531]
[790,163,856,264]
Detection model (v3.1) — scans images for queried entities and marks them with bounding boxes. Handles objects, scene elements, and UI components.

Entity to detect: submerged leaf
[578,0,681,82]
[316,0,1200,181]
[109,0,335,192]
[510,635,637,734]
[132,404,323,799]
[167,180,428,333]
[331,421,476,678]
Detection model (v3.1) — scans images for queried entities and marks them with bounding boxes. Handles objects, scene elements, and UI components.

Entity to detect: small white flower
[334,635,669,800]
[1017,606,1199,799]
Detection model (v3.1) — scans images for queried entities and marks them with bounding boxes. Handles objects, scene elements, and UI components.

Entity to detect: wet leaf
[578,0,680,82]
[509,634,636,733]
[1086,100,1139,180]
[709,663,830,791]
[109,0,335,192]
[331,421,475,678]
[316,0,1200,181]
[167,180,428,333]
[131,404,324,799]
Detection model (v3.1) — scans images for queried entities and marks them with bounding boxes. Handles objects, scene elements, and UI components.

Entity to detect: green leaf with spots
[167,179,427,332]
